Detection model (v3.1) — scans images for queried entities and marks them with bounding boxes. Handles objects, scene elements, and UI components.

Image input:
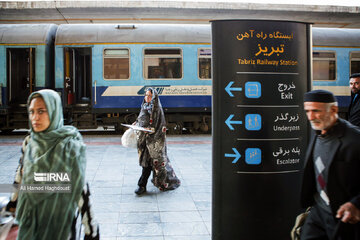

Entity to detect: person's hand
[5,205,16,213]
[336,202,360,224]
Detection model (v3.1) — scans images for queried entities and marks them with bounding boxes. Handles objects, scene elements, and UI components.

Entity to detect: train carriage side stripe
[55,42,211,46]
[0,43,46,45]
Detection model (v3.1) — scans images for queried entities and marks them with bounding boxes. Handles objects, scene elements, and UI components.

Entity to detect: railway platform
[0,133,212,240]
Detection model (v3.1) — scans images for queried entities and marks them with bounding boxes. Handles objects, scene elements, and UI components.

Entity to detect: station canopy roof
[1,1,360,28]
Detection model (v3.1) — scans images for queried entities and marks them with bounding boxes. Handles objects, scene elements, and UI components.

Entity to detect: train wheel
[115,124,124,134]
[175,122,183,134]
[189,128,198,134]
[200,123,209,133]
[188,121,200,134]
[124,113,137,124]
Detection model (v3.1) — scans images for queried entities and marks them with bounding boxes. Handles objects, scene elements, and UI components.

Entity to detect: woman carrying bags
[134,88,181,195]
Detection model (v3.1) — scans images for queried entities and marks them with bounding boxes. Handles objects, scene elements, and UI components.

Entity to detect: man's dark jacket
[348,93,360,127]
[300,118,360,216]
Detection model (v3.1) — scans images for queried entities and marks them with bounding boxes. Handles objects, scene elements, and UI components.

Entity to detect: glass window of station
[198,48,211,80]
[144,48,182,79]
[313,51,336,81]
[350,52,360,75]
[103,48,130,80]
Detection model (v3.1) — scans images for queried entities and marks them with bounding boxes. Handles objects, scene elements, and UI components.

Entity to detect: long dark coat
[300,118,360,238]
[135,88,180,191]
[347,92,360,127]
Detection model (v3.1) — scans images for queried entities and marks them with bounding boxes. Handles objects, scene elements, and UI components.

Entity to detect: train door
[6,48,35,106]
[64,48,92,106]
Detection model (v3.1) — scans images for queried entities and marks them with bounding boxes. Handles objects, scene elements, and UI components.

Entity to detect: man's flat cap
[350,73,360,79]
[304,90,336,103]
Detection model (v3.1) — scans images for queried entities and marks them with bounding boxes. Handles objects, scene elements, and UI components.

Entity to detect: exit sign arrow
[225,81,242,97]
[225,114,243,130]
[225,148,241,163]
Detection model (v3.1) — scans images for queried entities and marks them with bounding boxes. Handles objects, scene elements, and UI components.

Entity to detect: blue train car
[1,24,359,133]
[0,24,58,132]
[54,24,212,133]
[312,27,360,115]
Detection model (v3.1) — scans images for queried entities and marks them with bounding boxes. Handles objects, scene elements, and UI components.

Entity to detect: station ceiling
[0,1,360,28]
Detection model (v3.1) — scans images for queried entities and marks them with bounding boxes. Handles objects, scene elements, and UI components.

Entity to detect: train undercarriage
[65,106,211,134]
[0,107,212,135]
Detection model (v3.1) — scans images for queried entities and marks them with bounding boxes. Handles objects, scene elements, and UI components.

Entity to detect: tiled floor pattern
[0,134,212,240]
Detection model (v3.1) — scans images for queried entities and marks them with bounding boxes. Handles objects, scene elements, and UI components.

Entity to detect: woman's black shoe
[135,186,146,195]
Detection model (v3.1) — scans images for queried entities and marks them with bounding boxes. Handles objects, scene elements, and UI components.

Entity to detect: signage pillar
[212,20,311,240]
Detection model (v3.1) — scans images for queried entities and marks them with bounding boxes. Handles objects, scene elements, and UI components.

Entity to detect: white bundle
[121,128,137,148]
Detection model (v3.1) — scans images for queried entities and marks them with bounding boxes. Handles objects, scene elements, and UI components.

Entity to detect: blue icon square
[245,82,261,98]
[245,148,262,165]
[245,114,262,131]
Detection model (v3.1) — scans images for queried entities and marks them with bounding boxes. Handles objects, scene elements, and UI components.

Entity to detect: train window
[198,48,211,80]
[313,51,336,81]
[350,52,360,75]
[103,48,130,80]
[144,48,182,79]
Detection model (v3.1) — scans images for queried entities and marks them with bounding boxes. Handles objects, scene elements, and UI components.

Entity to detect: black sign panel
[212,20,311,240]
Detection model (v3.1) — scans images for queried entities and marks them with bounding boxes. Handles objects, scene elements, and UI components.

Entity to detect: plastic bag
[290,207,311,240]
[121,128,137,148]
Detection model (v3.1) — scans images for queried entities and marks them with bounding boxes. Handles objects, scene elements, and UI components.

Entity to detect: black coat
[135,88,180,191]
[300,118,360,216]
[348,93,360,127]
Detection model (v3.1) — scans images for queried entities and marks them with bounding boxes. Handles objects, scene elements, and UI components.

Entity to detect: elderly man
[300,89,360,240]
[348,73,360,127]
